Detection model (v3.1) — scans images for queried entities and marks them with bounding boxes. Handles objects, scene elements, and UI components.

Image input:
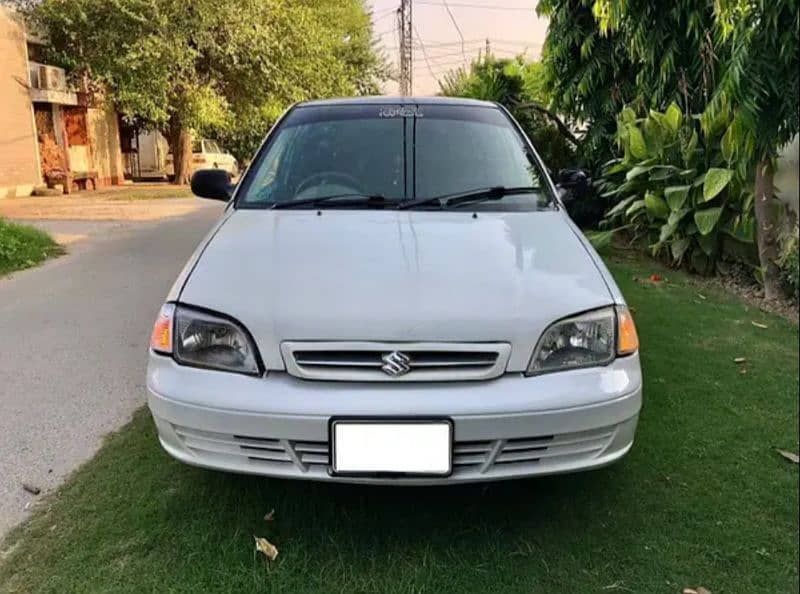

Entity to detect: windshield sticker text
[378,106,424,118]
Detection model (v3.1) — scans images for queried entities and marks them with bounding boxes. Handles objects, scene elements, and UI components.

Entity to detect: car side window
[244,128,298,203]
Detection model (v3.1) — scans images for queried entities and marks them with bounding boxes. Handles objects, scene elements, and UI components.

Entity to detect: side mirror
[191,169,233,201]
[555,168,591,203]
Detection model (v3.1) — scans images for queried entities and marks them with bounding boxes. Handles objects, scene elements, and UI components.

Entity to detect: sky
[368,0,549,96]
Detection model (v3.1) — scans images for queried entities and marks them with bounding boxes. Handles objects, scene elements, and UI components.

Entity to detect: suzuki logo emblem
[381,351,411,377]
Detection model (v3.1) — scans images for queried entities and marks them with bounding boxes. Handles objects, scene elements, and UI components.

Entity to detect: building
[0,6,125,198]
[0,6,40,198]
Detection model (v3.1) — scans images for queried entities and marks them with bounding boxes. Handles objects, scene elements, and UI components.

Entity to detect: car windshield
[236,103,554,211]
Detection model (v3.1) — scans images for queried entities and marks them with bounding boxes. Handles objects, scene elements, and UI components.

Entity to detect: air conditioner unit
[39,65,66,92]
[28,63,41,89]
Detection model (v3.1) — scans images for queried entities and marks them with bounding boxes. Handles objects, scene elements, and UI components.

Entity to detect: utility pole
[485,38,491,58]
[397,0,413,95]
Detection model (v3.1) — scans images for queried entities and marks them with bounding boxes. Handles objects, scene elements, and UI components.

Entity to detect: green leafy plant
[778,224,799,300]
[597,103,754,273]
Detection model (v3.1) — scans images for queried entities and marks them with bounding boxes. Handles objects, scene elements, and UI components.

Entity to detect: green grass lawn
[1,250,797,594]
[0,218,63,277]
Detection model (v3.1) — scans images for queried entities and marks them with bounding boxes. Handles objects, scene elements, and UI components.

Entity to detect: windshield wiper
[271,193,392,210]
[397,186,540,210]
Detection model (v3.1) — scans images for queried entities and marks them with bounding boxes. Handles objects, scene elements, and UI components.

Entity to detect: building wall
[137,130,170,177]
[0,7,41,198]
[87,105,124,187]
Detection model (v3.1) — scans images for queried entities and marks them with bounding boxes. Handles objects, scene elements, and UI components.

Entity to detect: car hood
[180,209,614,372]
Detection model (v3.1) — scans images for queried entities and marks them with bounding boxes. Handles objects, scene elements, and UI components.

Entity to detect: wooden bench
[45,170,98,194]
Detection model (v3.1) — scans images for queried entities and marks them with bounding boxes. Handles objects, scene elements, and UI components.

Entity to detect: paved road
[0,203,223,537]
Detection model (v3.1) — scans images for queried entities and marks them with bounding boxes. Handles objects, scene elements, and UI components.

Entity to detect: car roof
[295,96,498,109]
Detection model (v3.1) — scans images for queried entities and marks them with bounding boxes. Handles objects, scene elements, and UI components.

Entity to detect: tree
[536,0,637,166]
[587,0,798,297]
[438,55,576,173]
[213,1,392,163]
[539,0,731,168]
[26,0,386,184]
[708,0,799,299]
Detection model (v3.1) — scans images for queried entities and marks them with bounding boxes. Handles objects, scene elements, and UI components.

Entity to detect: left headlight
[526,306,637,376]
[149,303,261,375]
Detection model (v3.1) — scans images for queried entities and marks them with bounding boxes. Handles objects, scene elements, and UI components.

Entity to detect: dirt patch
[50,233,88,245]
[0,190,200,222]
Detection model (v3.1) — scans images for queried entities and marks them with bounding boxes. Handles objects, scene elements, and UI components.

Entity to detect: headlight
[526,306,638,376]
[149,304,261,375]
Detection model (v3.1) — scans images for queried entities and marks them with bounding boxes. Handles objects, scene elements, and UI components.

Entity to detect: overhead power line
[415,1,537,10]
[413,24,440,83]
[372,9,398,24]
[440,0,468,68]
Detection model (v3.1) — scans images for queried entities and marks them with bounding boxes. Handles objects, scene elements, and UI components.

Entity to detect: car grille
[281,341,512,381]
[172,424,616,477]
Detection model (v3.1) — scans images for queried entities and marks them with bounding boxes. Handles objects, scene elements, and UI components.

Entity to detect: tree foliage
[543,0,799,296]
[25,0,389,179]
[438,55,576,173]
[536,0,636,166]
[539,0,736,168]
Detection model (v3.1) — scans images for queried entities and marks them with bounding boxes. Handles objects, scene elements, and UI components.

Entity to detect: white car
[147,97,641,484]
[166,139,238,178]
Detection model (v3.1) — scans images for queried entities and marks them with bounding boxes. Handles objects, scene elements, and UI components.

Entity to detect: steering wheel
[294,171,364,197]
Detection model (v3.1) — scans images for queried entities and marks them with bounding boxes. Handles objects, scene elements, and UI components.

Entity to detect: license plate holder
[329,418,453,477]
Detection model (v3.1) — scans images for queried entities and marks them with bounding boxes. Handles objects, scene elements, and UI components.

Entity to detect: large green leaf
[628,125,647,159]
[702,168,734,202]
[670,236,691,262]
[649,165,680,181]
[625,199,646,217]
[604,162,629,176]
[660,207,691,242]
[697,232,718,256]
[664,102,682,131]
[620,107,637,125]
[682,129,698,167]
[664,185,690,211]
[722,214,756,243]
[586,229,616,249]
[625,165,656,181]
[659,219,679,243]
[643,118,664,154]
[644,191,669,219]
[721,124,737,163]
[605,195,637,217]
[694,207,723,235]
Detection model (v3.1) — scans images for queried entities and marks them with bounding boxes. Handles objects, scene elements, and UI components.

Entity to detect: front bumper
[147,354,642,484]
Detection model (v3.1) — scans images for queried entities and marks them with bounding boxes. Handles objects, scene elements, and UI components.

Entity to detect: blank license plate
[331,421,452,475]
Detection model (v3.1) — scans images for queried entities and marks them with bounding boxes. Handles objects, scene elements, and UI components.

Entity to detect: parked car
[148,97,641,484]
[165,138,238,178]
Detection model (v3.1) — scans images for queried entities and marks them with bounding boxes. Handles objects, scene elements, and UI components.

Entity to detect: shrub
[778,224,799,299]
[597,103,755,274]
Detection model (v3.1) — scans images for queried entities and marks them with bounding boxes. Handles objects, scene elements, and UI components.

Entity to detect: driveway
[0,201,223,537]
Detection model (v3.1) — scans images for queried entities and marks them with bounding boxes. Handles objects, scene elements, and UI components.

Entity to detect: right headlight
[150,303,262,376]
[526,305,638,376]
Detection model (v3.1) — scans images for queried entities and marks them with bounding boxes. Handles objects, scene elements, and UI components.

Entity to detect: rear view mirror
[191,169,233,201]
[556,168,591,203]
